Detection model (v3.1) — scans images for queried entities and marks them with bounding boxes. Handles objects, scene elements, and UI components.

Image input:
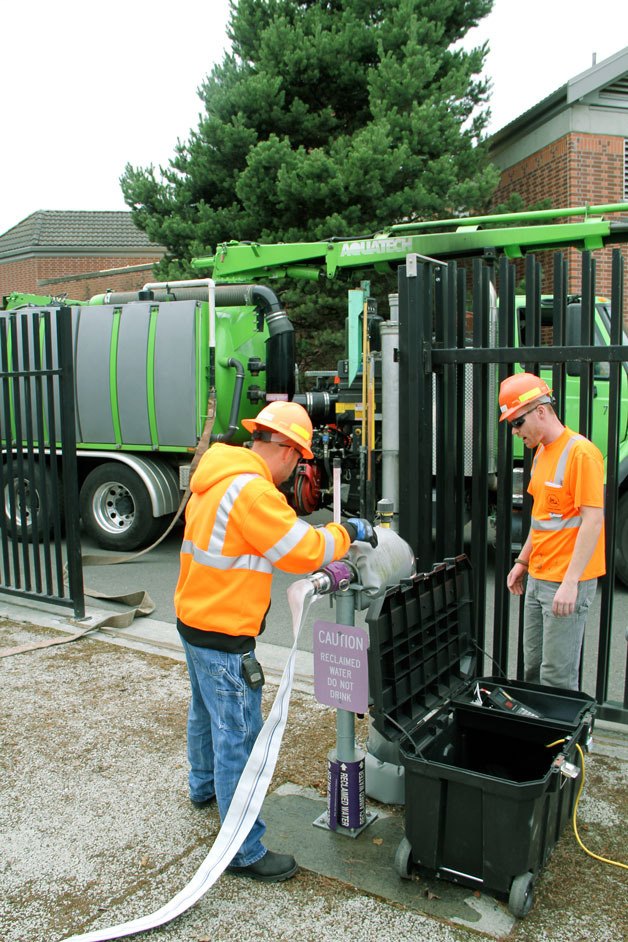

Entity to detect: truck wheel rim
[92,482,135,534]
[4,479,35,527]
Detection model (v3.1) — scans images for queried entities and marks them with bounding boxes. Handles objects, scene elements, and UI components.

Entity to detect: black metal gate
[398,249,627,724]
[0,305,84,617]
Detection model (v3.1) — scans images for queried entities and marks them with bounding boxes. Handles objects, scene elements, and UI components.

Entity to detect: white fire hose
[61,578,318,942]
[61,528,415,941]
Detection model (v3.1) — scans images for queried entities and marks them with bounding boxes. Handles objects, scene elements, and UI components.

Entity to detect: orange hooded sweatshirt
[174,443,351,651]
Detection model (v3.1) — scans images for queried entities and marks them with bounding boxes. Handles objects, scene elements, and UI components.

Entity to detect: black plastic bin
[366,555,595,917]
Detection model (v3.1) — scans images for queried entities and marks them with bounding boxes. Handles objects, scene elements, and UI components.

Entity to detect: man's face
[275,444,301,484]
[509,403,542,448]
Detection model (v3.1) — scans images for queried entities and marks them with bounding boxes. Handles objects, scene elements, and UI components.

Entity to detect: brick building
[0,210,166,304]
[488,46,628,309]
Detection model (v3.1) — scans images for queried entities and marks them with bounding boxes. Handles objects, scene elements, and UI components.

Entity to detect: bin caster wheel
[395,837,413,880]
[509,872,535,918]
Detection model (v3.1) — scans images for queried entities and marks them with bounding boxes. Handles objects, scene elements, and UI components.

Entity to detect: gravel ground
[0,617,626,942]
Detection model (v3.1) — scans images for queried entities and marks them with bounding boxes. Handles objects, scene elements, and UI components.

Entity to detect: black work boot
[190,794,216,808]
[228,850,298,883]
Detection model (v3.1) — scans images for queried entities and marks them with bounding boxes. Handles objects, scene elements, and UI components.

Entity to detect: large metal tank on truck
[1,281,295,550]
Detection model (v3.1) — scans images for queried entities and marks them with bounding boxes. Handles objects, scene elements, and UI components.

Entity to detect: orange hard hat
[498,373,552,422]
[242,401,314,459]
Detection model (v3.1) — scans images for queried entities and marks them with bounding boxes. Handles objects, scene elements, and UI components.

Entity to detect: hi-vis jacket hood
[174,443,351,640]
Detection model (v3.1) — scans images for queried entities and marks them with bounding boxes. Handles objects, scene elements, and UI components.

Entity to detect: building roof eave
[487,45,628,156]
[488,85,568,153]
[0,246,166,263]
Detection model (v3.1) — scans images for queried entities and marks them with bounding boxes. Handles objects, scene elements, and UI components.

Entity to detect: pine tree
[121,0,498,367]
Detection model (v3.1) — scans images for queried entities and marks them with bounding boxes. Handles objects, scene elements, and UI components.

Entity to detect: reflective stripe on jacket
[174,443,351,639]
[530,434,584,533]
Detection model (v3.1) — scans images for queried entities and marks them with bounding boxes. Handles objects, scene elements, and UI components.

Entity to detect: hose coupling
[309,560,354,595]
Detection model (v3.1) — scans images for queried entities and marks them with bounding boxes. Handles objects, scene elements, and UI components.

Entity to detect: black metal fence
[398,249,627,724]
[0,306,84,617]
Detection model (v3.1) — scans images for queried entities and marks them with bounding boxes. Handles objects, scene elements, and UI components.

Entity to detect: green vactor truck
[2,204,627,580]
[1,281,296,550]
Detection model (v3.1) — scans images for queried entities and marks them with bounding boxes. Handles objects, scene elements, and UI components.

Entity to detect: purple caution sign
[313,621,369,714]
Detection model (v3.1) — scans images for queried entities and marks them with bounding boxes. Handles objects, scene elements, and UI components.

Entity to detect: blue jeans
[180,638,266,866]
[523,576,597,690]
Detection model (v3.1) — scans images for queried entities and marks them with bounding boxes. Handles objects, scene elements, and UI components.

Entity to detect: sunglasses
[276,442,302,458]
[510,406,539,430]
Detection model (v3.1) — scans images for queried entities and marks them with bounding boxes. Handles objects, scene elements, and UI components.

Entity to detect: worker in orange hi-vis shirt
[500,373,605,691]
[174,401,377,883]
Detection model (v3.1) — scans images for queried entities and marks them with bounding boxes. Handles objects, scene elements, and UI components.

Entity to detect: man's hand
[506,562,527,595]
[552,579,578,616]
[345,518,378,547]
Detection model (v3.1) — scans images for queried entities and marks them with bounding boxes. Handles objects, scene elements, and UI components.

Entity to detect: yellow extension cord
[546,738,627,871]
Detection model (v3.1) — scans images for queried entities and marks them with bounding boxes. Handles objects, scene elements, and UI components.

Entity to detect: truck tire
[614,492,628,588]
[2,460,56,541]
[80,463,166,551]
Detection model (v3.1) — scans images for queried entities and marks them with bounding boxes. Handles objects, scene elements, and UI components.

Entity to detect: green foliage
[490,194,554,219]
[121,0,500,367]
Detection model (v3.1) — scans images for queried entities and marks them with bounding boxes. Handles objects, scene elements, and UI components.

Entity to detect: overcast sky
[1,0,626,237]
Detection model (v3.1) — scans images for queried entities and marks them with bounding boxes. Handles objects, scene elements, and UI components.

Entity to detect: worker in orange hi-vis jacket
[500,373,605,692]
[174,400,377,883]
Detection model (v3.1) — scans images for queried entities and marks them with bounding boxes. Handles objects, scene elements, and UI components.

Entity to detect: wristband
[515,558,529,568]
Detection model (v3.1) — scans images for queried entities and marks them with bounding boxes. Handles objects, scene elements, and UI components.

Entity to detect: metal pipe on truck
[380,295,400,531]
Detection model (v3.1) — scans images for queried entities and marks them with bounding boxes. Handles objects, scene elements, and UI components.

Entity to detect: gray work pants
[523,575,597,690]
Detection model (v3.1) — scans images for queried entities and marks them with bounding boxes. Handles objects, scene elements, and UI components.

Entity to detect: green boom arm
[192,203,628,283]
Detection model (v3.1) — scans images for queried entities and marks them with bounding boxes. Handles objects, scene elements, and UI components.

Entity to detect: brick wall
[493,136,572,209]
[492,132,628,319]
[0,254,163,302]
[567,134,626,300]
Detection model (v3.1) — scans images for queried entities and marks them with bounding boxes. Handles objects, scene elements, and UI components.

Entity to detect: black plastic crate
[366,555,595,917]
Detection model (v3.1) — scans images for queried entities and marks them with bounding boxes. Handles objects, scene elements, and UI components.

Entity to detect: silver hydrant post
[333,457,355,763]
[320,458,373,834]
[334,590,357,764]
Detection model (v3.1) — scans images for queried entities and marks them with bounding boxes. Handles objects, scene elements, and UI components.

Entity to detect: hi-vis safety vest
[174,444,351,638]
[527,428,605,582]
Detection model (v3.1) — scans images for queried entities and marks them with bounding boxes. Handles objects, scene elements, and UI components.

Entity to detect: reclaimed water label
[313,621,369,713]
[327,756,339,830]
[327,755,366,829]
